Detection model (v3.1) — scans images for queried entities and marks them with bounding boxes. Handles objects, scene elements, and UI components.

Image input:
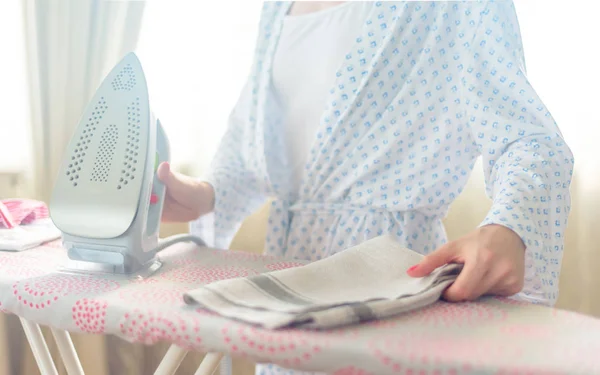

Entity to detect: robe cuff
[479,200,542,250]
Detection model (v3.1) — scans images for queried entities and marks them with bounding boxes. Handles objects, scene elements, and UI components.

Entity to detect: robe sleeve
[189,78,267,250]
[461,1,574,305]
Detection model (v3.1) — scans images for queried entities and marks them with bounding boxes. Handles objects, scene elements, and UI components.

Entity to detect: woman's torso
[260,1,477,261]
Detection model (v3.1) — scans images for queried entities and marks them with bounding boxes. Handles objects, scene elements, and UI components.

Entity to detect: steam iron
[49,52,204,277]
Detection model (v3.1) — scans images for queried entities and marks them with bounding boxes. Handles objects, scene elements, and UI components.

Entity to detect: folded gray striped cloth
[183,234,462,330]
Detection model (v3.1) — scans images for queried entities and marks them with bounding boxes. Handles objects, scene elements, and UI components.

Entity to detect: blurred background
[0,0,598,374]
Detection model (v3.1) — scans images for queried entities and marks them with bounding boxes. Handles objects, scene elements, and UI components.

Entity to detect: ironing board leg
[154,345,188,375]
[194,352,224,375]
[19,318,59,375]
[51,328,84,375]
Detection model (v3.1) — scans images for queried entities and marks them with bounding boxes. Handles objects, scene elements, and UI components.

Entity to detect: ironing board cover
[0,242,599,375]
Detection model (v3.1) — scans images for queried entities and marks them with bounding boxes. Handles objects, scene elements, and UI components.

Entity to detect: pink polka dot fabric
[0,242,599,374]
[0,199,49,229]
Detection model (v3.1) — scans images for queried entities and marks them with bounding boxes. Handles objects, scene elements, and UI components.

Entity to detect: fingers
[156,161,171,183]
[407,241,492,302]
[160,195,203,222]
[457,260,522,301]
[443,260,488,302]
[151,162,171,205]
[485,259,525,296]
[408,226,527,302]
[443,248,493,302]
[152,162,206,222]
[407,243,455,277]
[468,270,496,299]
[156,162,204,216]
[161,208,198,222]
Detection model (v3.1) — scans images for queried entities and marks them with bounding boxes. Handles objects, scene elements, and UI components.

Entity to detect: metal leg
[50,328,84,375]
[19,318,58,375]
[154,345,188,375]
[194,353,224,375]
[219,355,232,375]
[20,317,224,375]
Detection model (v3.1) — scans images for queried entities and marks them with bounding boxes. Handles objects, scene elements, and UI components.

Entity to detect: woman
[155,1,573,372]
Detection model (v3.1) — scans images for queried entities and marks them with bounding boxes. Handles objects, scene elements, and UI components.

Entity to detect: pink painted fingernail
[407,265,418,273]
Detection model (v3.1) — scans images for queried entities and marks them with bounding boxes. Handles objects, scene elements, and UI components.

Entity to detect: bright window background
[0,0,30,173]
[0,0,598,180]
[513,0,600,179]
[134,0,263,175]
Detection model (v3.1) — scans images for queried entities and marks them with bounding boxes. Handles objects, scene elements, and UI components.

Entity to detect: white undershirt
[271,1,371,194]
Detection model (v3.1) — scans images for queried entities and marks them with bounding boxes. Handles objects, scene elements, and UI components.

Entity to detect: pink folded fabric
[0,199,49,229]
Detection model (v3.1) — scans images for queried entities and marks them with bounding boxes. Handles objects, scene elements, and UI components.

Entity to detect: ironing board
[1,241,600,375]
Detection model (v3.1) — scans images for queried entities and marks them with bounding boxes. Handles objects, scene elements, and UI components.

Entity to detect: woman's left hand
[406,224,526,302]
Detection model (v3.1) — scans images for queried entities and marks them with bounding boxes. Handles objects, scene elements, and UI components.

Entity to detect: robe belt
[266,197,446,256]
[266,198,391,256]
[270,198,390,219]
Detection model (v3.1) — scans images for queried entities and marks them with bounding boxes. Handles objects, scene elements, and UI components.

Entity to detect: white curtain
[0,1,30,177]
[21,0,146,202]
[0,1,146,374]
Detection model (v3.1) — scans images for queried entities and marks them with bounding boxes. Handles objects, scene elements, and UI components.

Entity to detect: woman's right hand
[151,162,214,222]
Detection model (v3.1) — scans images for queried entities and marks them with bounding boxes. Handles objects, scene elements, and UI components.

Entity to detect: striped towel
[0,199,49,229]
[184,234,462,330]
